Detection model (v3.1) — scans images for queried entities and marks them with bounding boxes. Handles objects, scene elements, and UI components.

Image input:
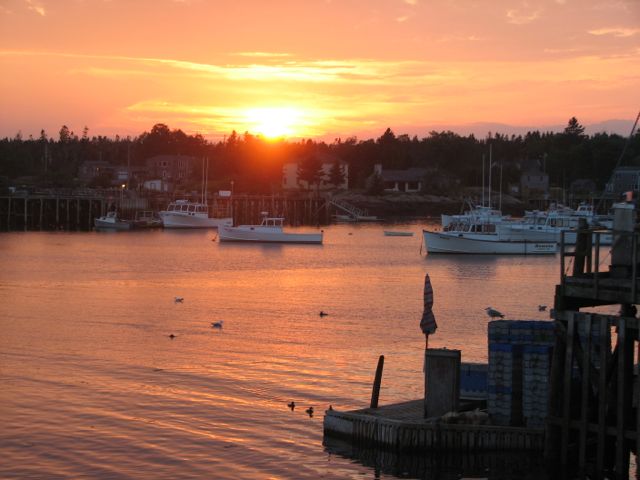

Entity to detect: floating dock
[324,399,545,452]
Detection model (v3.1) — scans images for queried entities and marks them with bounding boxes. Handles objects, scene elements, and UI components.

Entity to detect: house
[371,164,427,193]
[143,179,170,192]
[520,159,549,203]
[282,155,348,191]
[78,160,114,183]
[605,166,640,196]
[145,155,197,184]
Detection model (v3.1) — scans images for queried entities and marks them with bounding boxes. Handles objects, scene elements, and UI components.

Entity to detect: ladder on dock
[328,198,374,221]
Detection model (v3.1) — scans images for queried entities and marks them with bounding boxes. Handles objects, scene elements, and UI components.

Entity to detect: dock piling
[370,355,384,408]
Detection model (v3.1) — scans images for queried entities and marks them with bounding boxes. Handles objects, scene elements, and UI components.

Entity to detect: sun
[243,107,302,139]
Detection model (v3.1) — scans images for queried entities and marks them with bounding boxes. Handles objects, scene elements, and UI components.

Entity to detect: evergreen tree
[564,117,586,137]
[297,154,324,190]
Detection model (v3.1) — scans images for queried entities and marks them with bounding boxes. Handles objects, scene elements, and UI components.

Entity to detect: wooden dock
[323,399,545,452]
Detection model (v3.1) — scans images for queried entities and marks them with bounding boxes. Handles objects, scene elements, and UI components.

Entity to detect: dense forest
[1,118,639,195]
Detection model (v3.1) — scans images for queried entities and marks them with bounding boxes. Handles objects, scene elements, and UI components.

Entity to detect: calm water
[0,222,593,479]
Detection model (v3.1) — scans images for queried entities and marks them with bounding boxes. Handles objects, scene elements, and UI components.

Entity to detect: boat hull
[219,226,323,244]
[423,230,557,255]
[94,218,131,230]
[159,212,233,229]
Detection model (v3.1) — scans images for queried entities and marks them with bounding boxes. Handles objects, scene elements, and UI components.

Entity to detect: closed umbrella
[419,273,437,349]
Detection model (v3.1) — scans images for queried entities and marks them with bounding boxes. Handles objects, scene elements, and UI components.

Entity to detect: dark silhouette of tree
[297,154,324,191]
[564,117,586,137]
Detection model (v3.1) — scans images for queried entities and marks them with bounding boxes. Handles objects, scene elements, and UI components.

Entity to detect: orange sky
[1,0,639,141]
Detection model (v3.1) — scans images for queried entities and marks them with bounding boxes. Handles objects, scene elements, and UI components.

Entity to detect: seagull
[211,320,224,329]
[485,307,505,319]
[305,407,314,417]
[319,311,329,317]
[168,334,176,339]
[174,297,184,303]
[287,401,295,410]
[538,305,547,312]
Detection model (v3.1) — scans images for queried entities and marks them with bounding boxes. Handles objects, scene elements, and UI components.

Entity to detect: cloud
[25,0,45,16]
[396,15,410,23]
[588,27,639,37]
[506,7,541,25]
[233,52,293,58]
[404,0,418,5]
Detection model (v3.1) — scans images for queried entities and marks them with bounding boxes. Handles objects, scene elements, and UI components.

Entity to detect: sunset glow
[242,107,304,139]
[0,0,638,140]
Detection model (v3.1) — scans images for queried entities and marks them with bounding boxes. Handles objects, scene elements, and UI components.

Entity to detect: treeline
[1,119,638,194]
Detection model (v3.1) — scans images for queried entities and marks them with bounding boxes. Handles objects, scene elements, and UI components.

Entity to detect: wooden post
[370,355,384,408]
[560,314,575,464]
[578,314,592,471]
[615,317,628,475]
[596,316,608,473]
[573,218,588,276]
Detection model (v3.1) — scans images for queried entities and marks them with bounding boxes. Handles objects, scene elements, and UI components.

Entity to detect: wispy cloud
[588,27,639,37]
[233,52,293,58]
[506,6,541,25]
[24,0,46,16]
[396,15,410,23]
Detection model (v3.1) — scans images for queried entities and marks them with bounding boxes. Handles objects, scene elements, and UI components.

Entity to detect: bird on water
[305,407,314,417]
[168,334,176,339]
[319,311,328,317]
[485,307,505,319]
[174,297,184,303]
[538,305,547,312]
[211,321,224,329]
[287,401,295,410]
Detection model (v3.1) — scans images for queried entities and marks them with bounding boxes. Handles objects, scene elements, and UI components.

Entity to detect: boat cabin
[167,200,208,214]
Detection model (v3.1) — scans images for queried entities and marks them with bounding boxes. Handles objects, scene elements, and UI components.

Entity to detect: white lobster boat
[218,214,323,244]
[422,229,557,254]
[159,200,233,229]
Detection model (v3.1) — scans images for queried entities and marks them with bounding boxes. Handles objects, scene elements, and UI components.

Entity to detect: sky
[1,0,639,142]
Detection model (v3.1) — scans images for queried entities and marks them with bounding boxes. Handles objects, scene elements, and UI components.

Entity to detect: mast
[482,154,485,207]
[201,157,205,204]
[205,156,209,206]
[488,144,492,209]
[499,161,503,212]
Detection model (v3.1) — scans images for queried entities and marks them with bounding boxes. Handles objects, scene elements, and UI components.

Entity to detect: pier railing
[558,227,640,310]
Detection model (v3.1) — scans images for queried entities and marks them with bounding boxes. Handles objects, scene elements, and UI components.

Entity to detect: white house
[143,179,170,192]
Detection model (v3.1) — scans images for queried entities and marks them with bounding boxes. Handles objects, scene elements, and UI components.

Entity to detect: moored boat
[94,211,132,230]
[422,229,557,254]
[218,214,323,244]
[159,200,233,229]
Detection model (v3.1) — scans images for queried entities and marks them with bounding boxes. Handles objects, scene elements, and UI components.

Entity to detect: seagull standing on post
[485,307,505,319]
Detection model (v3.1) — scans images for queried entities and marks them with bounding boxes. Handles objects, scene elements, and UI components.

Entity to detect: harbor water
[0,222,615,479]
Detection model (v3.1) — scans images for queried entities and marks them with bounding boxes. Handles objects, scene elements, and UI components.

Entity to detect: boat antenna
[595,108,640,213]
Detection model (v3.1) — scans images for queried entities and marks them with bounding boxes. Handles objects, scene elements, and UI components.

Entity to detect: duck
[287,401,295,410]
[305,406,314,416]
[211,320,224,329]
[319,311,329,317]
[168,334,176,339]
[174,297,184,303]
[538,305,547,312]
